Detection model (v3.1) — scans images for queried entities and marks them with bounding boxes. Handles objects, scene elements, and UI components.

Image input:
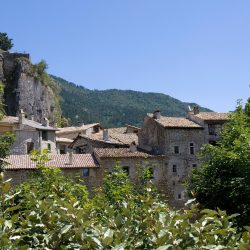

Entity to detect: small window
[42,131,48,141]
[209,140,217,146]
[174,146,179,154]
[172,165,177,173]
[27,142,34,154]
[122,166,130,175]
[48,143,51,152]
[83,168,90,177]
[59,145,66,154]
[208,124,216,135]
[178,193,182,200]
[192,164,197,168]
[189,143,194,155]
[172,180,175,186]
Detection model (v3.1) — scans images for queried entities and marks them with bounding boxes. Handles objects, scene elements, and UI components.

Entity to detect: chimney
[42,117,49,127]
[193,106,200,115]
[18,109,25,124]
[103,129,109,142]
[153,110,161,119]
[30,115,34,121]
[68,152,73,165]
[129,141,137,153]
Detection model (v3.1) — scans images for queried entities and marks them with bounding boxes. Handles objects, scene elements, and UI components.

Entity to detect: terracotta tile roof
[76,127,138,146]
[94,148,164,159]
[56,123,100,135]
[148,114,202,128]
[191,112,230,121]
[0,116,19,124]
[3,154,98,170]
[0,116,57,131]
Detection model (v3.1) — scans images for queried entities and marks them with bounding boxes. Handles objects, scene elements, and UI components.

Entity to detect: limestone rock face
[0,51,60,126]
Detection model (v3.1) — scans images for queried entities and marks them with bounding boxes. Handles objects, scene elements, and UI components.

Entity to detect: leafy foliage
[0,33,13,51]
[51,75,211,127]
[0,151,249,248]
[187,103,250,228]
[0,132,15,172]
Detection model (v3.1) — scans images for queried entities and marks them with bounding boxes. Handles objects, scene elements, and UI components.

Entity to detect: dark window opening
[173,165,177,173]
[189,143,194,155]
[59,145,66,154]
[48,143,51,152]
[178,194,182,200]
[209,140,217,146]
[42,131,48,141]
[83,168,90,177]
[27,142,34,154]
[208,124,216,135]
[192,164,197,168]
[93,126,100,133]
[174,146,179,154]
[122,166,130,175]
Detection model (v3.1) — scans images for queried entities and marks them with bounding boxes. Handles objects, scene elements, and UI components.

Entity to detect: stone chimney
[18,109,25,124]
[42,117,50,127]
[103,129,109,142]
[129,141,137,153]
[68,152,73,165]
[30,115,34,121]
[153,110,161,119]
[193,106,200,115]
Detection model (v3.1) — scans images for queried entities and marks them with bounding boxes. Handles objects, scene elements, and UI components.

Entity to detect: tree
[0,33,13,51]
[187,102,250,227]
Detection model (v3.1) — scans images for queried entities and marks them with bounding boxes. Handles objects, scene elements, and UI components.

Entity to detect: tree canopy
[187,101,250,227]
[0,32,13,51]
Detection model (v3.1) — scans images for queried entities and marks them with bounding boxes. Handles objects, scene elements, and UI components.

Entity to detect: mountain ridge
[51,75,212,128]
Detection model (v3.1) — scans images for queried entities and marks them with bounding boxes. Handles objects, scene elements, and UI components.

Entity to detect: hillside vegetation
[52,75,211,127]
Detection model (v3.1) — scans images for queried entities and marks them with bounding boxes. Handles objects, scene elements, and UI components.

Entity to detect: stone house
[138,109,229,207]
[56,123,101,154]
[0,110,58,154]
[93,145,166,193]
[3,153,99,190]
[69,126,139,154]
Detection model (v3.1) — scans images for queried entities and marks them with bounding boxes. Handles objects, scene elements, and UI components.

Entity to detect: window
[172,180,175,186]
[209,140,217,146]
[47,143,51,152]
[172,164,177,173]
[42,131,48,141]
[174,146,179,154]
[189,143,194,155]
[83,168,90,177]
[122,166,130,175]
[27,142,34,154]
[178,193,182,200]
[208,124,216,135]
[192,164,197,168]
[59,145,66,154]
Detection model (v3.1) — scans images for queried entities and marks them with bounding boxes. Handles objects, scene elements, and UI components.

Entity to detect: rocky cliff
[0,50,61,126]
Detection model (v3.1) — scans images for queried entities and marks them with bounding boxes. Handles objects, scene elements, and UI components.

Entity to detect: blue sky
[2,0,250,112]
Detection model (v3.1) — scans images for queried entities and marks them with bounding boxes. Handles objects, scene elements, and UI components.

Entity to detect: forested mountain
[52,75,212,127]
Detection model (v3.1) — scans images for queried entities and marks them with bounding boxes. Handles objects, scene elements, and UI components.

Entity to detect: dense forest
[52,75,211,127]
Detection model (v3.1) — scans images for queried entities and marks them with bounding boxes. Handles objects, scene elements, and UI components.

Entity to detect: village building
[0,110,57,155]
[3,153,99,189]
[69,126,139,154]
[138,108,229,207]
[56,123,101,154]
